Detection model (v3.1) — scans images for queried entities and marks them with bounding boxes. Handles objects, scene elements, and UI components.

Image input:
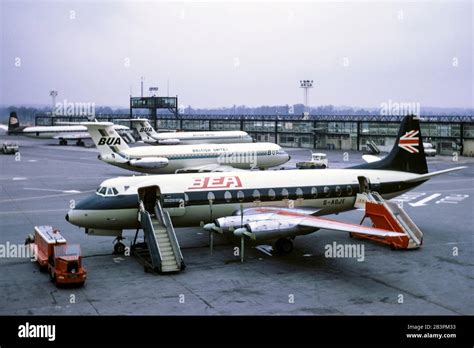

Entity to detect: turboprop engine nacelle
[129,157,169,169]
[158,138,180,145]
[242,220,314,241]
[212,214,275,233]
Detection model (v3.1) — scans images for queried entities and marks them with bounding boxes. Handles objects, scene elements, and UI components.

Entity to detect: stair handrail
[139,200,163,271]
[162,211,185,269]
[155,201,185,270]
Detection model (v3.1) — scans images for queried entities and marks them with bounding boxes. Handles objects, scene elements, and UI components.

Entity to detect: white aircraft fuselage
[66,168,424,234]
[101,142,290,174]
[152,130,253,145]
[129,118,253,145]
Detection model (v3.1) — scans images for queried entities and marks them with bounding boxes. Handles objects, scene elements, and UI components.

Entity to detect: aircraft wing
[53,132,91,140]
[362,154,381,163]
[403,166,467,183]
[207,206,405,239]
[176,164,247,173]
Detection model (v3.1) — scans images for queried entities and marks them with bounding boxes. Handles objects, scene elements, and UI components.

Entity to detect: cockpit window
[96,186,119,196]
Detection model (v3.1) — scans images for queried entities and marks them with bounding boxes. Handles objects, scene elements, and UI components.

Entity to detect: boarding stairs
[354,191,423,249]
[137,200,185,273]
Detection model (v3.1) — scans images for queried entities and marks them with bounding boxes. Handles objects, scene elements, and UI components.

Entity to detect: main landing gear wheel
[59,139,67,146]
[113,236,126,254]
[76,139,85,146]
[114,242,126,254]
[275,238,293,255]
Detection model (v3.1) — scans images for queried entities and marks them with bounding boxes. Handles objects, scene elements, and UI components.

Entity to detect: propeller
[207,192,215,254]
[233,226,256,263]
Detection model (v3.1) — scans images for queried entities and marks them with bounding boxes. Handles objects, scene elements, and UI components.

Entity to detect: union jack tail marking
[398,130,420,153]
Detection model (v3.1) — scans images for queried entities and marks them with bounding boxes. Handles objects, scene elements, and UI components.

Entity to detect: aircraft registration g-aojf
[66,116,465,256]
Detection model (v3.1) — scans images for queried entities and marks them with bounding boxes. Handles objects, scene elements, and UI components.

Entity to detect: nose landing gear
[113,236,126,254]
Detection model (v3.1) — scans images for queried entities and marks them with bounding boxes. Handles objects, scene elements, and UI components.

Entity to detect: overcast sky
[0,0,472,108]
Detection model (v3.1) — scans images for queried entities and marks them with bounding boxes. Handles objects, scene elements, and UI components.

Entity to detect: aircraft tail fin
[130,119,159,143]
[82,122,129,159]
[8,112,20,133]
[352,115,428,174]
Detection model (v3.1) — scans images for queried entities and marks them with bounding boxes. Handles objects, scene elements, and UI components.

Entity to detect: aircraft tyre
[275,238,293,255]
[114,242,126,254]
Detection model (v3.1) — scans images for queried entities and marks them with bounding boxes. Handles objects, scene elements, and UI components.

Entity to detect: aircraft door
[357,176,381,193]
[138,186,186,217]
[358,176,371,193]
[138,186,161,214]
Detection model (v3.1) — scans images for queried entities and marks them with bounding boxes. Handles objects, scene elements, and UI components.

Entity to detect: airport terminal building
[36,113,474,156]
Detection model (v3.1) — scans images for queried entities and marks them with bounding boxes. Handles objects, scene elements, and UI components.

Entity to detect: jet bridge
[353,178,423,249]
[133,186,185,273]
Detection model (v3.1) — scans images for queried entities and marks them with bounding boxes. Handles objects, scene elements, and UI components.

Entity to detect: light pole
[49,90,58,116]
[299,80,313,114]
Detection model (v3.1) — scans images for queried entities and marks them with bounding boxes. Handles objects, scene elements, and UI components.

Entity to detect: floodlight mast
[299,80,313,114]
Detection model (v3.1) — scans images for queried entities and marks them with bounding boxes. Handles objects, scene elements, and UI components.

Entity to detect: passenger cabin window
[324,186,330,197]
[237,191,245,202]
[224,191,232,202]
[311,187,318,198]
[296,188,304,199]
[346,185,353,195]
[207,192,215,202]
[335,186,342,197]
[268,189,276,200]
[252,190,261,201]
[281,188,289,199]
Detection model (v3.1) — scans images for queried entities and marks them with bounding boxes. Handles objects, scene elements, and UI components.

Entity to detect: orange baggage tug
[28,226,87,286]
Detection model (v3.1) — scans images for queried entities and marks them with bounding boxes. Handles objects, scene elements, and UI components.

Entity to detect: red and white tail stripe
[398,130,419,153]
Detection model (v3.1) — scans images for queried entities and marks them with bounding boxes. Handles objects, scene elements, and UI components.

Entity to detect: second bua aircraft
[83,122,290,174]
[129,118,253,145]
